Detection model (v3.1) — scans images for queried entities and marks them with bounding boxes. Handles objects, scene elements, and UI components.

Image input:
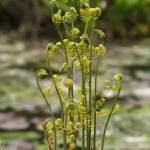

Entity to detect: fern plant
[36,0,123,150]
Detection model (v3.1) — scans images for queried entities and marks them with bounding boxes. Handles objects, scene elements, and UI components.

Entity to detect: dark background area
[0,0,150,39]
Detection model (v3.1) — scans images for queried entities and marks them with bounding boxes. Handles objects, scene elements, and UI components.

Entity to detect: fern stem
[36,77,57,150]
[87,20,95,150]
[93,55,101,149]
[101,86,122,150]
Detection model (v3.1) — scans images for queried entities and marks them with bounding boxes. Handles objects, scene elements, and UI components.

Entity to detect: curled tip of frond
[36,69,48,78]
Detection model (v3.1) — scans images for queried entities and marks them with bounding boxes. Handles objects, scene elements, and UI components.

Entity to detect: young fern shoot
[36,1,123,150]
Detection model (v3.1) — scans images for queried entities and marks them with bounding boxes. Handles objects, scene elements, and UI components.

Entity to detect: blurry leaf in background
[101,0,150,37]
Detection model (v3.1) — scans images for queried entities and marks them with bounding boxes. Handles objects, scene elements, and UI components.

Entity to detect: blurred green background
[1,0,150,38]
[0,0,150,150]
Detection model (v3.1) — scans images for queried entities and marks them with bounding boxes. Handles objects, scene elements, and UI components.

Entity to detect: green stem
[87,20,95,150]
[36,77,57,150]
[71,62,74,98]
[47,52,66,150]
[93,55,101,150]
[101,86,122,150]
[83,22,88,37]
[63,22,70,37]
[73,101,81,122]
[44,126,52,150]
[81,67,86,150]
[47,51,64,120]
[82,118,85,150]
[82,22,88,150]
[64,108,68,150]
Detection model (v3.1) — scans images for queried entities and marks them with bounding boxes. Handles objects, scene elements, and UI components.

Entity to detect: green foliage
[103,0,150,36]
[36,1,123,150]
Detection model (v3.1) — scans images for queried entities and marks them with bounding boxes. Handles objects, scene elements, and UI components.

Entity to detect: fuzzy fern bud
[114,73,123,82]
[47,45,57,57]
[112,73,123,91]
[65,79,73,88]
[63,39,69,45]
[99,44,106,56]
[47,43,54,51]
[82,56,90,73]
[71,28,80,38]
[52,10,62,24]
[70,7,77,20]
[68,121,74,129]
[69,134,75,141]
[63,7,77,23]
[94,29,105,39]
[36,69,48,78]
[80,7,101,22]
[89,7,101,19]
[69,143,76,150]
[56,41,62,47]
[42,87,52,97]
[53,74,62,82]
[55,118,62,128]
